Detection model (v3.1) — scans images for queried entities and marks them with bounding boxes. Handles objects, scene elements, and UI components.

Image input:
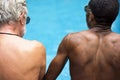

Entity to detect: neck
[91,24,112,33]
[95,24,111,29]
[0,25,21,37]
[0,32,19,36]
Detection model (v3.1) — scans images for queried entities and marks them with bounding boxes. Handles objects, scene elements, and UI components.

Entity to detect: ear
[88,12,95,22]
[86,12,96,28]
[19,12,26,25]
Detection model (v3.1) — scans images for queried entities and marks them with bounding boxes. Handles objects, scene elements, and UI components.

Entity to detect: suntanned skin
[0,14,46,80]
[0,35,46,80]
[45,2,120,79]
[45,27,120,80]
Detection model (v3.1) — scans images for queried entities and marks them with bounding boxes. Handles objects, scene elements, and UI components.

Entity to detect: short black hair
[89,0,119,24]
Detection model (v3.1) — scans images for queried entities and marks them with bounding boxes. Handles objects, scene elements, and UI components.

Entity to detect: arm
[39,45,46,80]
[45,35,71,80]
[32,41,46,80]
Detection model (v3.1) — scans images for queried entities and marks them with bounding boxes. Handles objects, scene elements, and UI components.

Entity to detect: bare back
[68,30,120,80]
[0,35,46,80]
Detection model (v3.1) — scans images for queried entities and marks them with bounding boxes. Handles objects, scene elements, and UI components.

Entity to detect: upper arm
[32,41,46,80]
[55,34,72,64]
[45,34,71,80]
[38,44,46,80]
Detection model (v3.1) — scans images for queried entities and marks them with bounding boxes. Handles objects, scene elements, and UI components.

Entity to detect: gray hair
[0,0,28,25]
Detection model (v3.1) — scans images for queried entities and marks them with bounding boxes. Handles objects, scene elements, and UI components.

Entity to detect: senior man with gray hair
[0,0,46,80]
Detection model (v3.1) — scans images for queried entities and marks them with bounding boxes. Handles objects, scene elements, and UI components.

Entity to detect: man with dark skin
[0,0,46,80]
[45,0,120,80]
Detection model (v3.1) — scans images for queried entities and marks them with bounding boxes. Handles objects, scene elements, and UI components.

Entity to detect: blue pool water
[24,0,120,80]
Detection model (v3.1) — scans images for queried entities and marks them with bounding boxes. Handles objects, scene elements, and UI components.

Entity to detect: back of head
[89,0,119,25]
[0,0,28,26]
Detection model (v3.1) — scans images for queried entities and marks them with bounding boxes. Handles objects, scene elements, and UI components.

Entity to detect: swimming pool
[24,0,120,80]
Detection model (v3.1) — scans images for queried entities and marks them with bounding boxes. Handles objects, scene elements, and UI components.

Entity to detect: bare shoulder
[30,40,46,62]
[21,40,46,64]
[64,31,93,43]
[104,32,120,43]
[30,40,45,51]
[108,32,120,39]
[26,40,46,55]
[15,38,46,57]
[64,31,85,41]
[61,31,88,49]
